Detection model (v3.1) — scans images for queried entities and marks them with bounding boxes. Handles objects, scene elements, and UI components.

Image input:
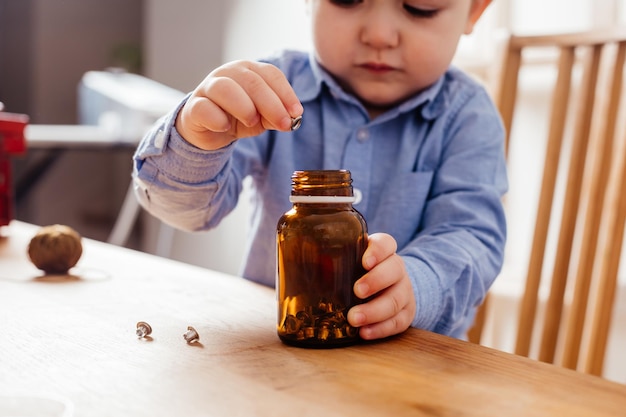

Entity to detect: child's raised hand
[348,233,416,340]
[175,60,303,150]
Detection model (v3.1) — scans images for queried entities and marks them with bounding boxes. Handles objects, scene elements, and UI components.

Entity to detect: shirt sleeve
[401,88,508,338]
[131,95,243,232]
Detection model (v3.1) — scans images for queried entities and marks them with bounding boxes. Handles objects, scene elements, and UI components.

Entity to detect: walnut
[27,224,83,274]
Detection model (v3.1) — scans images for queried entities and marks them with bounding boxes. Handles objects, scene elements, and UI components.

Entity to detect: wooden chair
[469,28,626,378]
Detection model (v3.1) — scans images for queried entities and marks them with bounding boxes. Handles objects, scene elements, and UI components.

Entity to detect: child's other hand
[348,233,416,340]
[175,60,303,150]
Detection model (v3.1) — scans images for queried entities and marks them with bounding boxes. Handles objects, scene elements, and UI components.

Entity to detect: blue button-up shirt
[133,50,508,338]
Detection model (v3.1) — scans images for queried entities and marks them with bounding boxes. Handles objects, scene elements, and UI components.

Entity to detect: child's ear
[464,0,492,34]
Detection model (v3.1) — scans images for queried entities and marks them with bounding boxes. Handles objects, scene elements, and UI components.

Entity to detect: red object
[0,112,29,226]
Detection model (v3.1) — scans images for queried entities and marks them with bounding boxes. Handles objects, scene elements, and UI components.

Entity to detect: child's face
[307,0,490,117]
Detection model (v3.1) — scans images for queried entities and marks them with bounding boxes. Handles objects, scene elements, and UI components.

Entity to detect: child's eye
[403,4,439,18]
[329,0,363,7]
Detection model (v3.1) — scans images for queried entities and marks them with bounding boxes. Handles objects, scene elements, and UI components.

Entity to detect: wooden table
[1,221,625,417]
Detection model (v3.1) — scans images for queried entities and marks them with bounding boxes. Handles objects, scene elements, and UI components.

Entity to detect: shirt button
[356,129,369,142]
[353,188,363,205]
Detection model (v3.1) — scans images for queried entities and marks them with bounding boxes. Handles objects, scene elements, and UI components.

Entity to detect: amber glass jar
[276,170,368,348]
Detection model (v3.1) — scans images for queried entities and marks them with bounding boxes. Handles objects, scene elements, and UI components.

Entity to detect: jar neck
[290,170,354,198]
[289,195,356,204]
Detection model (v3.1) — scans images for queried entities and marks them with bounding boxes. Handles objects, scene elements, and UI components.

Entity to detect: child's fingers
[177,60,303,149]
[252,62,304,118]
[362,233,397,270]
[356,307,415,340]
[208,61,303,132]
[347,281,415,340]
[349,281,408,326]
[353,254,405,299]
[195,76,261,129]
[183,96,233,133]
[240,64,302,131]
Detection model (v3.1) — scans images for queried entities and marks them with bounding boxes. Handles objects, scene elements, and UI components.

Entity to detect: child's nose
[359,12,400,49]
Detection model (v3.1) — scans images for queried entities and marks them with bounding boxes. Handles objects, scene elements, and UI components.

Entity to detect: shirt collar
[290,52,336,103]
[292,51,447,121]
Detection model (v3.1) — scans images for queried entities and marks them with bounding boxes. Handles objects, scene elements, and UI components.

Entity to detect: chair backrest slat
[470,29,626,378]
[584,124,626,375]
[515,45,577,358]
[562,39,626,370]
[539,43,603,364]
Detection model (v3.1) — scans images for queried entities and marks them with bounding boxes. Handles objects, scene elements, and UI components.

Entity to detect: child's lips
[360,62,396,73]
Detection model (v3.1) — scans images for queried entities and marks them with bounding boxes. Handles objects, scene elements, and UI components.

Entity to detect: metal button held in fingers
[290,116,303,131]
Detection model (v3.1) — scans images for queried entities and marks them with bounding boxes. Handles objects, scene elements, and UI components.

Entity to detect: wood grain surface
[1,221,625,417]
